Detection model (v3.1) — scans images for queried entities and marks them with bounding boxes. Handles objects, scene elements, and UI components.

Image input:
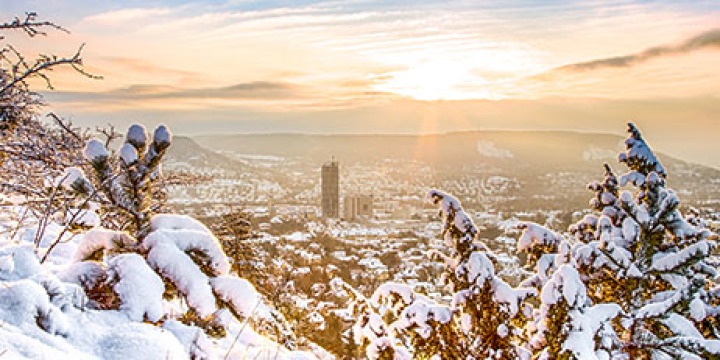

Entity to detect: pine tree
[532,123,720,359]
[427,189,535,360]
[343,190,535,359]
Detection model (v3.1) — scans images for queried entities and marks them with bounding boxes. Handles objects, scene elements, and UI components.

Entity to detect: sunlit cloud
[9,1,718,112]
[553,28,720,72]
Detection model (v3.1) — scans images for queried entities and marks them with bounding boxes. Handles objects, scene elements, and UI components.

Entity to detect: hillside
[192,130,712,172]
[165,136,248,171]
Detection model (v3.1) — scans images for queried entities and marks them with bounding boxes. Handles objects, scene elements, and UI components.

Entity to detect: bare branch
[47,112,82,141]
[1,45,83,93]
[0,12,68,37]
[97,124,121,147]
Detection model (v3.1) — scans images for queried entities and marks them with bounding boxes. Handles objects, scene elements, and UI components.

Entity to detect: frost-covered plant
[428,190,535,360]
[1,12,94,204]
[333,278,413,359]
[526,123,720,359]
[67,214,266,340]
[343,190,536,359]
[66,124,273,342]
[84,124,171,239]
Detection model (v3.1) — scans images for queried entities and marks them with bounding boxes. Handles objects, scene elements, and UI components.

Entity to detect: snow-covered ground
[0,197,328,360]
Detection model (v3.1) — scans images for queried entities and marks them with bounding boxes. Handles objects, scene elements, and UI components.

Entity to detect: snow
[126,124,148,147]
[540,265,586,308]
[476,140,514,159]
[59,260,106,290]
[1,244,43,280]
[393,300,452,338]
[66,207,101,228]
[83,139,109,162]
[365,337,411,360]
[497,323,509,337]
[0,279,68,335]
[119,143,138,164]
[153,124,172,145]
[146,214,230,276]
[211,276,262,318]
[285,231,310,242]
[456,251,495,286]
[150,213,210,233]
[145,239,217,317]
[517,222,561,252]
[636,289,682,319]
[95,322,187,360]
[0,207,324,360]
[650,241,710,272]
[162,320,213,359]
[689,297,707,322]
[492,279,536,317]
[561,303,622,360]
[619,171,645,187]
[107,253,165,322]
[56,167,91,192]
[73,229,134,262]
[618,123,666,176]
[0,311,188,360]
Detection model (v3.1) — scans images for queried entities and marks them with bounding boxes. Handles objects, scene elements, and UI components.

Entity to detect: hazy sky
[3,1,720,166]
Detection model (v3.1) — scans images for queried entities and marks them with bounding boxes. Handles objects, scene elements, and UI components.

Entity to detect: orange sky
[3,1,719,166]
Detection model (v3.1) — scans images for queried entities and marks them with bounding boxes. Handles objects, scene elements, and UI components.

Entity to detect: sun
[372,57,516,101]
[368,45,548,101]
[373,59,472,100]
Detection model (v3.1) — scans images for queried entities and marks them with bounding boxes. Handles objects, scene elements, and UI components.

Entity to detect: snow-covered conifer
[528,123,720,359]
[343,190,536,359]
[428,189,535,360]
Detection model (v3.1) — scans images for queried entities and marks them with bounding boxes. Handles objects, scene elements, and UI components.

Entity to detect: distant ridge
[192,130,646,171]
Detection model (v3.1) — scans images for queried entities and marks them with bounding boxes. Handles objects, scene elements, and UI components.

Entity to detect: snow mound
[108,253,165,322]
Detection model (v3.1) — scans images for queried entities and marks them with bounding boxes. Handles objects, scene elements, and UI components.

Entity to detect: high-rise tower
[321,159,339,218]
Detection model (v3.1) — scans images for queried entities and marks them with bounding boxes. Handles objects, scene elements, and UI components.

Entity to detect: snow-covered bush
[61,182,275,343]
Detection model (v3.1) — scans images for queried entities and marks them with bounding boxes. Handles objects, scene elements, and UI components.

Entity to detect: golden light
[373,59,493,101]
[369,44,548,101]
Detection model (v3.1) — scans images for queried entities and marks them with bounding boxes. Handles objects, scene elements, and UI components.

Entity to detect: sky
[3,1,720,166]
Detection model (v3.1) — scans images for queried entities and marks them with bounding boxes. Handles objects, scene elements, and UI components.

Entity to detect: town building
[344,195,373,221]
[321,160,339,218]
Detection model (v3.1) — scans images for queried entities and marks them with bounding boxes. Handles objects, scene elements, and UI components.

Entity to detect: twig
[8,206,30,242]
[97,124,120,148]
[40,173,119,263]
[34,173,69,247]
[47,113,82,141]
[0,12,68,36]
[0,45,84,93]
[224,301,263,360]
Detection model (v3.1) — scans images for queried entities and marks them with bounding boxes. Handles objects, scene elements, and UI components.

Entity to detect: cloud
[82,8,174,24]
[555,28,720,72]
[48,81,302,102]
[99,57,202,79]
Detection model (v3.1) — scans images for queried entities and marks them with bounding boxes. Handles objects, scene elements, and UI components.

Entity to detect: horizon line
[186,128,625,138]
